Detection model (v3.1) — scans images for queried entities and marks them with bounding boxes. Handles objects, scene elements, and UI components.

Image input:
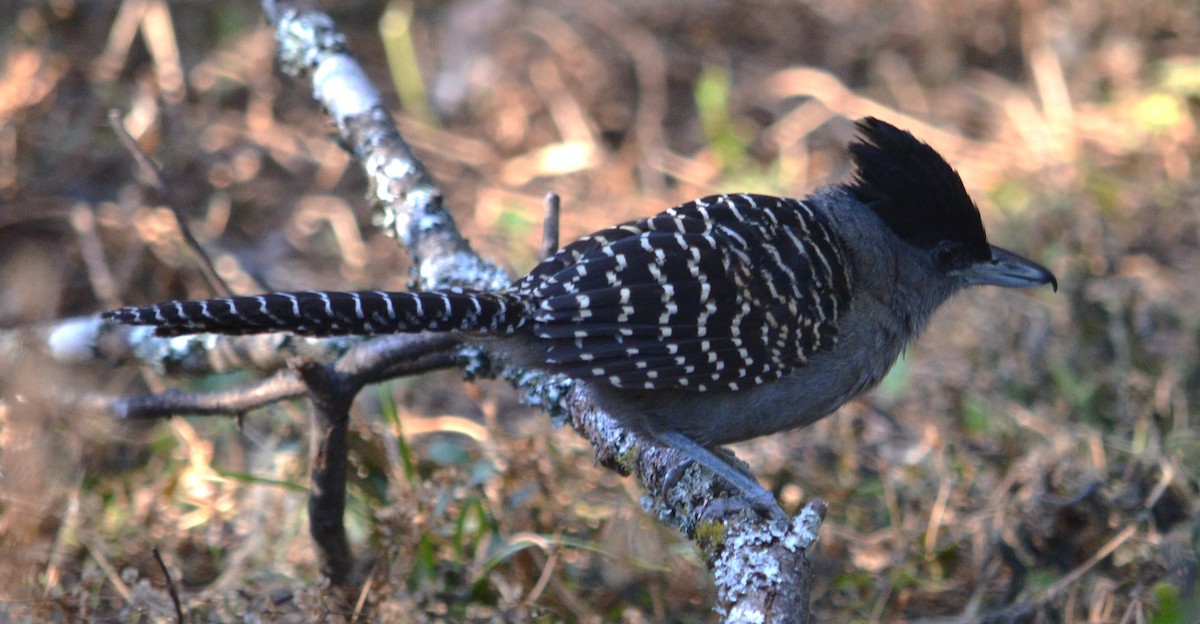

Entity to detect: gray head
[848,117,1057,292]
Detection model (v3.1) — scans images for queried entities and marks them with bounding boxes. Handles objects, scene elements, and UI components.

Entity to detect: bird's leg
[655,430,789,523]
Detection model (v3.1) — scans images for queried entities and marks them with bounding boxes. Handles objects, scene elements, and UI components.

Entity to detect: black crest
[848,118,989,260]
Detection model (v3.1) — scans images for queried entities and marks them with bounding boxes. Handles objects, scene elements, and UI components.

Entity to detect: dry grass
[1,0,1198,621]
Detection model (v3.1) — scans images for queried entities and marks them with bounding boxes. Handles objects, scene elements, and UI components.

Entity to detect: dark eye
[932,241,965,268]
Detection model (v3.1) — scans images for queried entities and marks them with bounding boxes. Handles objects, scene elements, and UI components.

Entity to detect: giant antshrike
[106,118,1057,519]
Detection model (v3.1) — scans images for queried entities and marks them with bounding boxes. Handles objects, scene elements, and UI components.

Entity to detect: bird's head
[848,117,1057,292]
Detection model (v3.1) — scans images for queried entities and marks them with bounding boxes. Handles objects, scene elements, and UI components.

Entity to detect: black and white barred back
[105,193,852,393]
[515,194,851,391]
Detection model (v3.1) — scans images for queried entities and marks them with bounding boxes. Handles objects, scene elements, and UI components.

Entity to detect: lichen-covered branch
[265,0,508,294]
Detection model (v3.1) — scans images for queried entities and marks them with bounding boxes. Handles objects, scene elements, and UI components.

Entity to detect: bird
[104,117,1057,520]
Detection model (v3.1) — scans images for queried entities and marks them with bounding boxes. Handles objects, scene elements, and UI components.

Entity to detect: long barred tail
[102,289,528,337]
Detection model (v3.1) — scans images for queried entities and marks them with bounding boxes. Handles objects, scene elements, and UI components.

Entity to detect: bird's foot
[654,430,789,525]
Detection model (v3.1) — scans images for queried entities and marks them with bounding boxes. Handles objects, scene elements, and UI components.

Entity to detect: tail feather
[103,290,527,337]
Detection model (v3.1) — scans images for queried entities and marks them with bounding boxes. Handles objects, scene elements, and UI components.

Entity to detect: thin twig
[69,203,122,309]
[117,370,306,419]
[152,546,185,623]
[541,192,560,260]
[108,108,232,297]
[351,562,376,622]
[1040,524,1138,600]
[111,334,460,420]
[111,349,455,425]
[525,545,560,606]
[84,539,132,604]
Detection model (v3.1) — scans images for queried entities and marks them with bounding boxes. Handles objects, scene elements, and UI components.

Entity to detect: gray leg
[656,430,788,523]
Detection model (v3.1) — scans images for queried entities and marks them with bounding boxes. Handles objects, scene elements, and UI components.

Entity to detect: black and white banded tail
[103,289,527,337]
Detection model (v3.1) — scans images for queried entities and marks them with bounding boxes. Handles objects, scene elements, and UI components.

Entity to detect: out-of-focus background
[1,0,1197,621]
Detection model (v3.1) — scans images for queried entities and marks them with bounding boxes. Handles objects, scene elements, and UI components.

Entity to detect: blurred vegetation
[0,0,1198,621]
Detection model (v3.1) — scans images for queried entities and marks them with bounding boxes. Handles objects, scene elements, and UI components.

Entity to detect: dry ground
[0,0,1198,621]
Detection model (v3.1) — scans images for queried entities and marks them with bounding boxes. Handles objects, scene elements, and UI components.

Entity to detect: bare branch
[541,192,561,260]
[112,334,458,420]
[116,370,305,420]
[331,333,460,385]
[294,358,356,585]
